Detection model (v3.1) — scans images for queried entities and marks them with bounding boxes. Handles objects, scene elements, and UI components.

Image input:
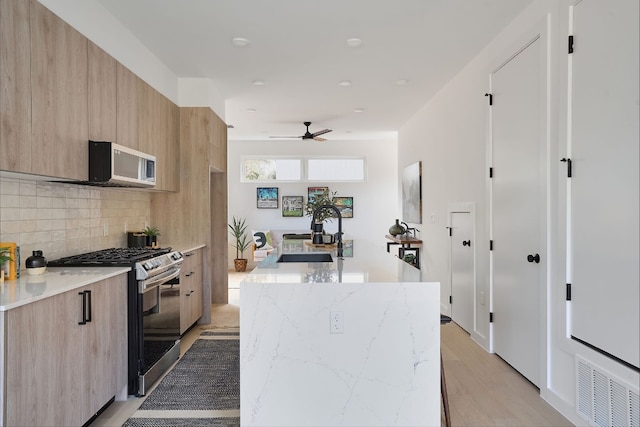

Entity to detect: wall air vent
[576,356,640,427]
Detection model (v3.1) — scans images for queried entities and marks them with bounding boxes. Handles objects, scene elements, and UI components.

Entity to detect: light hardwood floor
[441,322,571,426]
[93,272,571,426]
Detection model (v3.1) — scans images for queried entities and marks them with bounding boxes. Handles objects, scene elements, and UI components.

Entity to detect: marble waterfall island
[240,239,440,427]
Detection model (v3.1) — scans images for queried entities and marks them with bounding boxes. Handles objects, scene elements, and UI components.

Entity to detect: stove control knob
[171,252,183,261]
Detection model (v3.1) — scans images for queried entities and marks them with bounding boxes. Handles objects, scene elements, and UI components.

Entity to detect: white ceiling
[96,0,532,142]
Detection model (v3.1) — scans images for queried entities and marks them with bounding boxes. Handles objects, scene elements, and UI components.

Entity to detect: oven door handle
[138,267,181,293]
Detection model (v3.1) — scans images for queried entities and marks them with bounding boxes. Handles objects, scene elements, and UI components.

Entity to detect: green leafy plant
[304,190,338,223]
[0,246,12,279]
[0,246,12,265]
[228,216,251,260]
[142,226,161,237]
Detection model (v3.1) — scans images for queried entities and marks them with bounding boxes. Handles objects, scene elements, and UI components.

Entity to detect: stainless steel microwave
[88,141,156,187]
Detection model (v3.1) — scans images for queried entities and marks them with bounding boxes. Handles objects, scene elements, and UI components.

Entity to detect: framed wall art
[307,186,329,203]
[257,187,279,209]
[282,196,304,217]
[402,161,422,223]
[333,196,354,218]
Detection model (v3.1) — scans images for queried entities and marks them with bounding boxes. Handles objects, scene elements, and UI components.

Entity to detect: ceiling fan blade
[313,136,327,142]
[311,128,332,137]
[269,135,303,139]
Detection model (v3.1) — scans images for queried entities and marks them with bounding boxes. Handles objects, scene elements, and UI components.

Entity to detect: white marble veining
[0,266,130,311]
[240,239,440,426]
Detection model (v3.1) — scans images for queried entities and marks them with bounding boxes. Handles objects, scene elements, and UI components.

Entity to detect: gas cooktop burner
[49,247,172,266]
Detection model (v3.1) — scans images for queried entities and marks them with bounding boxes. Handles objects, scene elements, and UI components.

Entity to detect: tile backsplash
[0,177,151,267]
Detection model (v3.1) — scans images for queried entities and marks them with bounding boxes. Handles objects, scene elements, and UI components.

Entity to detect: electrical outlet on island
[330,311,344,334]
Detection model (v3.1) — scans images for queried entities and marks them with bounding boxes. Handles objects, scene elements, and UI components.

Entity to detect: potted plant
[0,246,13,282]
[229,216,251,272]
[142,226,161,247]
[305,191,340,243]
[304,190,338,223]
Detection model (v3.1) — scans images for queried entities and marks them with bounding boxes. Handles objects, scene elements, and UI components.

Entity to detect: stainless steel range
[48,247,184,396]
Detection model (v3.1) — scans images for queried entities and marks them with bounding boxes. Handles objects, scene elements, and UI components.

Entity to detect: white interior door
[491,35,545,387]
[450,211,474,333]
[569,0,640,370]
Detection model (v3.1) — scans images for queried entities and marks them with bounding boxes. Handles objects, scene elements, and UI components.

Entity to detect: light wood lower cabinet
[1,275,128,427]
[180,248,203,334]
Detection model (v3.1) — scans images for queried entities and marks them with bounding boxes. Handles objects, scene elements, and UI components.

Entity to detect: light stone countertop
[240,238,440,426]
[0,266,131,311]
[242,238,423,284]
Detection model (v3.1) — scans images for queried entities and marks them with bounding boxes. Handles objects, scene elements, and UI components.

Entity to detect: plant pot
[146,235,158,247]
[234,258,248,272]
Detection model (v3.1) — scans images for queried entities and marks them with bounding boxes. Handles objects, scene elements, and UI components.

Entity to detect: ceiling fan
[270,121,332,142]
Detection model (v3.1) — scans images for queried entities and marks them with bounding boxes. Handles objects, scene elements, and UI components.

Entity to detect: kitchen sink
[277,253,333,263]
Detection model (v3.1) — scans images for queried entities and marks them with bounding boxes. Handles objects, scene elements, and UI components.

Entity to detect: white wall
[227,139,397,268]
[398,0,639,425]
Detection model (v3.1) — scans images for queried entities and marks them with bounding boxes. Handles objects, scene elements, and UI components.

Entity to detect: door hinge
[489,240,493,251]
[489,167,493,178]
[484,93,493,105]
[568,35,574,54]
[560,158,572,177]
[566,283,572,301]
[489,312,494,323]
[449,295,452,304]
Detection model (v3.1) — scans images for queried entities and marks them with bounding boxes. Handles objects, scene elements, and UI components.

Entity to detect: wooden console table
[385,234,423,269]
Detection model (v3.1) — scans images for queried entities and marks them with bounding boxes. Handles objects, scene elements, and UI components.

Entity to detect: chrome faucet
[311,204,343,258]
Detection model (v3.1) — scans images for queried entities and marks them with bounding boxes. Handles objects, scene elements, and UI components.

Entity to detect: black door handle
[85,290,92,322]
[79,292,87,325]
[527,254,540,263]
[462,240,471,247]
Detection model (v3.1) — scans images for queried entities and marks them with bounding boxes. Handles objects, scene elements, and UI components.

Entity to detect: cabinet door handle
[185,271,194,277]
[85,290,92,322]
[185,252,194,257]
[527,253,540,263]
[462,240,471,247]
[79,292,87,325]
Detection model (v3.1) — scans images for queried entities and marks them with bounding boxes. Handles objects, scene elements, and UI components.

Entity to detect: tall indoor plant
[229,216,251,272]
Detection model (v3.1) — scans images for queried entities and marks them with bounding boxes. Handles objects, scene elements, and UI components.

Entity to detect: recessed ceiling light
[247,108,256,113]
[231,37,250,47]
[395,79,409,86]
[346,38,362,48]
[252,80,265,86]
[353,108,364,113]
[339,80,352,87]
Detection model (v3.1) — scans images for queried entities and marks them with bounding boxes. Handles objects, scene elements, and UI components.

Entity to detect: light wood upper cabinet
[160,93,180,191]
[116,63,140,150]
[88,41,117,143]
[0,0,32,173]
[30,0,88,180]
[138,78,179,191]
[210,111,228,172]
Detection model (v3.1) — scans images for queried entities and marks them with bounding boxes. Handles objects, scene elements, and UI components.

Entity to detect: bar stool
[440,314,452,427]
